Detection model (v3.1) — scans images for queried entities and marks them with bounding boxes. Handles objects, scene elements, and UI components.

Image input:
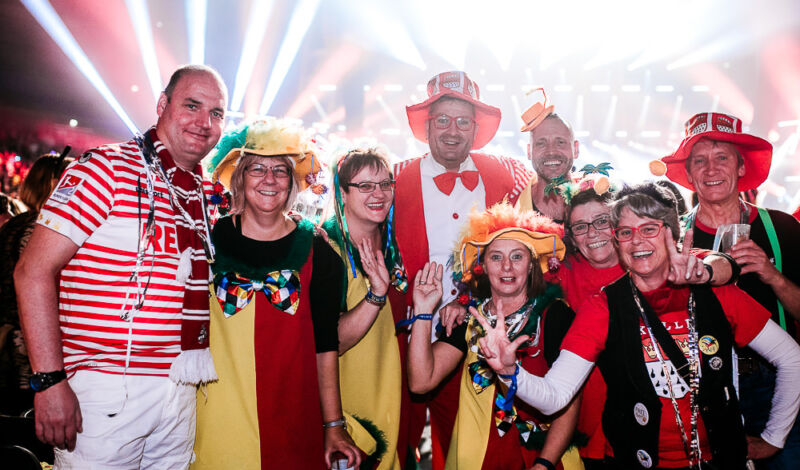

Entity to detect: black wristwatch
[29,370,67,392]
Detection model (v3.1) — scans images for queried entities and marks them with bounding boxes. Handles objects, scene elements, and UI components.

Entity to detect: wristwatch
[29,370,67,393]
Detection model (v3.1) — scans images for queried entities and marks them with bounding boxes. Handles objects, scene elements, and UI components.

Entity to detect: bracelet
[364,289,387,306]
[395,313,433,328]
[534,457,556,470]
[322,418,347,430]
[703,263,714,286]
[715,252,740,284]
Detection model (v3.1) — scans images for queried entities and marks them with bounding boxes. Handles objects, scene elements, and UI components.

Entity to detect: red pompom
[495,410,505,420]
[213,182,224,192]
[472,264,484,276]
[458,294,471,306]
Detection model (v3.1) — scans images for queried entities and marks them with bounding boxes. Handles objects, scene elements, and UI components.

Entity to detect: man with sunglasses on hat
[654,112,800,468]
[393,71,533,469]
[14,65,227,468]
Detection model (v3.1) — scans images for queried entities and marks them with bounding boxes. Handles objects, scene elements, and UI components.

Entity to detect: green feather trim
[206,124,249,175]
[211,217,315,278]
[352,415,388,469]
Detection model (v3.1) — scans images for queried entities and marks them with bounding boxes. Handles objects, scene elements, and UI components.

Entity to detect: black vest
[597,275,746,469]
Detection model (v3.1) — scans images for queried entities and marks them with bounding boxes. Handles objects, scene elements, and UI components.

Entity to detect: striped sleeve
[497,155,533,203]
[38,148,118,246]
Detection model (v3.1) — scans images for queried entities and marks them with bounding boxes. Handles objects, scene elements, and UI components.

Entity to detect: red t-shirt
[562,283,770,467]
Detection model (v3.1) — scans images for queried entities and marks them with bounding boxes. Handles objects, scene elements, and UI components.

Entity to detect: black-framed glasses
[570,216,611,236]
[612,222,663,242]
[347,179,395,193]
[245,164,291,179]
[428,114,475,131]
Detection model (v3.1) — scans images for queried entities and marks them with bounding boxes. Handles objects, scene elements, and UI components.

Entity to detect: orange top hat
[520,88,555,132]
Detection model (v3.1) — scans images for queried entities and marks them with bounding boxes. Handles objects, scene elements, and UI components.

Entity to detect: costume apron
[335,244,412,469]
[193,248,326,469]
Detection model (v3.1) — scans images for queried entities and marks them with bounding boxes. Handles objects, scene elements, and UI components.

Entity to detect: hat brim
[406,92,501,150]
[520,104,555,132]
[662,132,772,192]
[461,227,566,279]
[212,149,321,191]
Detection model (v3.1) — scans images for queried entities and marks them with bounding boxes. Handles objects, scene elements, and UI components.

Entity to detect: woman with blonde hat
[408,202,584,470]
[192,119,361,469]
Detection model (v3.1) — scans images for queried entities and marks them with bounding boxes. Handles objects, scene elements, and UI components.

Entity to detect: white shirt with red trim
[38,139,209,377]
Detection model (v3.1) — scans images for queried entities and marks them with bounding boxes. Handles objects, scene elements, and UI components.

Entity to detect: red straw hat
[406,71,501,150]
[651,112,772,192]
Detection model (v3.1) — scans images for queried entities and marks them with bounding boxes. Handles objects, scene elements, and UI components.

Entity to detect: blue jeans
[739,360,800,470]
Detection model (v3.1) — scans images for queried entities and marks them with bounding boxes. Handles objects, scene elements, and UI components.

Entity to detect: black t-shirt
[438,299,575,367]
[691,206,800,337]
[212,216,345,353]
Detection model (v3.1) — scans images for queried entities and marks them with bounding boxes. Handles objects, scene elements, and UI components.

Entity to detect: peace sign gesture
[666,228,709,285]
[472,306,529,376]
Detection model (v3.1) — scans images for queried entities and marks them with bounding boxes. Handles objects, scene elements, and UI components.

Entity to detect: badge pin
[699,335,719,355]
[633,402,649,426]
[709,356,723,370]
[636,449,653,468]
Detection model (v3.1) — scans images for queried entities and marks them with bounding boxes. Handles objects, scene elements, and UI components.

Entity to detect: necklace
[630,281,704,468]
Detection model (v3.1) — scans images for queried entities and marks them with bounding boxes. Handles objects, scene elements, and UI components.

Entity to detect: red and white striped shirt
[38,139,210,377]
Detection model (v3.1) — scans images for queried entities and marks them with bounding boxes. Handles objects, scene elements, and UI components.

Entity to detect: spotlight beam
[22,0,138,133]
[125,0,162,102]
[231,0,274,112]
[186,0,207,64]
[259,0,322,115]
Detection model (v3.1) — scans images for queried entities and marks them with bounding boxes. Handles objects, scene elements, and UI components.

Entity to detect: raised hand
[357,237,389,296]
[666,228,708,285]
[412,262,443,315]
[472,306,529,375]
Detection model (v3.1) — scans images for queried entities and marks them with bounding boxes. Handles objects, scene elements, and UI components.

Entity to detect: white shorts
[54,370,196,470]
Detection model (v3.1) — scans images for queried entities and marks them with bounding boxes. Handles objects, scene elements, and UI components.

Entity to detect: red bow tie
[433,170,479,195]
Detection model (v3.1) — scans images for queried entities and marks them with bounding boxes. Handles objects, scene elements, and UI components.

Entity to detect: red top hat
[406,71,501,150]
[654,112,772,192]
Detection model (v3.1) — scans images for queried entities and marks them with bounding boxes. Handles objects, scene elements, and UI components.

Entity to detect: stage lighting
[22,0,138,133]
[259,0,322,115]
[186,0,207,64]
[125,0,162,102]
[231,0,274,112]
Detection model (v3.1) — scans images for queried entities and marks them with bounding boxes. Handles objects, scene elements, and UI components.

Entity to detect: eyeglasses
[245,164,291,179]
[428,114,476,131]
[612,222,664,242]
[570,216,611,236]
[347,179,396,193]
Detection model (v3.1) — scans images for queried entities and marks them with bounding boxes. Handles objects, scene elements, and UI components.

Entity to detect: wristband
[703,263,714,286]
[534,457,556,470]
[715,252,740,284]
[323,418,347,430]
[395,313,433,328]
[364,289,387,306]
[496,363,520,411]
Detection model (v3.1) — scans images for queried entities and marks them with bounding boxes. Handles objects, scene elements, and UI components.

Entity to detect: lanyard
[631,282,704,468]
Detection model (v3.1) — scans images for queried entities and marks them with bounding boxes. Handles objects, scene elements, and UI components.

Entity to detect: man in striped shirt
[15,64,227,468]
